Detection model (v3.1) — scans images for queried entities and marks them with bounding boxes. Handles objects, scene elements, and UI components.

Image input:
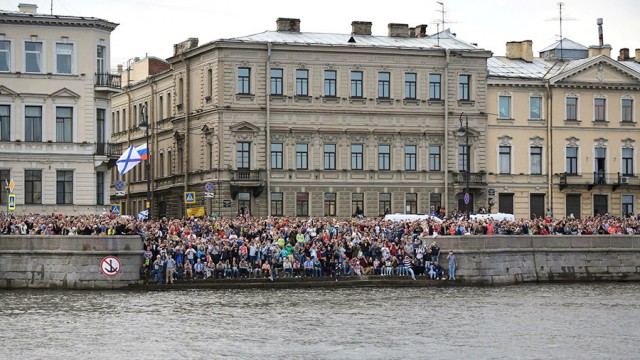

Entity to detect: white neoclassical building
[0,4,120,215]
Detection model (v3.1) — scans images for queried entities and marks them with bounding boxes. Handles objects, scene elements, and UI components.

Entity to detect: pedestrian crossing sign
[184,192,196,204]
[111,204,121,215]
[8,193,15,211]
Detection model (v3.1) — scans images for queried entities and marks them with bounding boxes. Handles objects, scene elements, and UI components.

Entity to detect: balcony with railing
[95,142,123,157]
[231,170,263,183]
[95,73,122,92]
[453,171,487,186]
[558,172,638,191]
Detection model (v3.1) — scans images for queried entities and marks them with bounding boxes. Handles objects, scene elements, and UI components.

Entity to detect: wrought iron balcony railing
[95,73,122,89]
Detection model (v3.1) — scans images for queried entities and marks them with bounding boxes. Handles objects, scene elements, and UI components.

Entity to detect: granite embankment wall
[0,235,639,289]
[437,236,640,284]
[0,236,142,289]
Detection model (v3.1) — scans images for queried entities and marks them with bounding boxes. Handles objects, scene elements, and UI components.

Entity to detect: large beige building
[0,4,120,215]
[111,19,492,218]
[487,39,640,219]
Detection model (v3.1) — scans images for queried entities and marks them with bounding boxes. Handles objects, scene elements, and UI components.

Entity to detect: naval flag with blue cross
[116,145,142,175]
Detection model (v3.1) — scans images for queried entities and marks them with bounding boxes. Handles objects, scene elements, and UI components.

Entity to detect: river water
[1,283,638,359]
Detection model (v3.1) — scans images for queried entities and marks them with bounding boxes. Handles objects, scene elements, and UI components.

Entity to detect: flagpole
[140,104,151,220]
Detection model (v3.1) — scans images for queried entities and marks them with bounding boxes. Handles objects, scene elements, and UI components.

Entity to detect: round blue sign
[114,181,126,191]
[205,182,214,192]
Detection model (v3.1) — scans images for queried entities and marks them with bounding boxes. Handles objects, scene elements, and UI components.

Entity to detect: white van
[384,214,443,223]
[470,213,515,222]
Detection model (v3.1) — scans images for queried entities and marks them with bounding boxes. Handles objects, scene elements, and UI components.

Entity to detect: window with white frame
[404,145,416,171]
[621,195,634,217]
[404,73,416,100]
[55,107,72,142]
[530,146,542,175]
[296,144,308,170]
[566,147,578,174]
[498,96,511,119]
[429,145,441,171]
[25,41,43,73]
[351,71,363,98]
[378,145,390,170]
[530,96,542,119]
[24,106,42,142]
[0,105,9,141]
[0,40,10,72]
[296,69,308,96]
[56,170,73,204]
[566,97,578,120]
[622,148,633,176]
[459,74,470,101]
[324,70,337,97]
[594,98,606,121]
[622,99,633,123]
[429,74,441,100]
[499,146,511,174]
[96,45,106,74]
[55,43,73,74]
[237,67,250,94]
[270,68,283,95]
[378,72,390,98]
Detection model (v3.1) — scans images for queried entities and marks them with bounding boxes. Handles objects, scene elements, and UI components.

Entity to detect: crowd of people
[1,210,639,285]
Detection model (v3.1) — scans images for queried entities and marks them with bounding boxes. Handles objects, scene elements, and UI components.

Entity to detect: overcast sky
[2,0,639,67]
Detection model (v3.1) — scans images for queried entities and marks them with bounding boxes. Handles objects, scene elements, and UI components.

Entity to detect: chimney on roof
[618,48,630,61]
[117,64,123,73]
[597,18,604,46]
[173,38,199,56]
[636,49,640,63]
[388,23,409,38]
[351,21,372,36]
[589,18,612,58]
[416,24,428,38]
[409,27,416,38]
[506,40,533,62]
[18,3,38,13]
[276,18,300,32]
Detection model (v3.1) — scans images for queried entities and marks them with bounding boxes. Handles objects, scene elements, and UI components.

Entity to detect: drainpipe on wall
[444,49,451,214]
[149,78,157,212]
[181,55,190,203]
[545,80,553,216]
[266,42,272,216]
[125,85,132,213]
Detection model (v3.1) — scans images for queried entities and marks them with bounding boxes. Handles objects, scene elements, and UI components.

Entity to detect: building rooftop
[223,28,486,51]
[539,38,588,53]
[0,7,118,31]
[488,57,555,79]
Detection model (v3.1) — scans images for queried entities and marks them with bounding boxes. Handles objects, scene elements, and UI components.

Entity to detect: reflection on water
[1,283,639,359]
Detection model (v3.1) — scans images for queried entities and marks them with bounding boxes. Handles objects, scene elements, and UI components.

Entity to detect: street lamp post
[139,105,151,219]
[457,112,470,219]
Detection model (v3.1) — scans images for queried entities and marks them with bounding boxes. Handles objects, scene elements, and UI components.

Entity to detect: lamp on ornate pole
[457,112,470,219]
[139,105,151,219]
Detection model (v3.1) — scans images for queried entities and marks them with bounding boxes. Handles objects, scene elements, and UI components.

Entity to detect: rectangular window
[178,79,184,106]
[430,193,442,213]
[0,40,10,72]
[405,73,416,99]
[296,192,309,216]
[0,170,9,204]
[324,70,337,97]
[271,143,283,169]
[133,105,137,127]
[206,69,213,98]
[270,68,283,95]
[56,170,73,204]
[594,98,606,121]
[566,97,578,120]
[429,74,441,100]
[499,146,511,174]
[566,147,578,175]
[498,96,511,118]
[55,43,73,74]
[622,99,633,122]
[378,72,390,98]
[351,71,363,98]
[96,109,106,144]
[96,171,104,205]
[324,144,336,170]
[352,193,364,216]
[622,195,634,217]
[324,192,336,216]
[378,145,390,170]
[459,145,469,172]
[379,193,391,216]
[25,170,42,204]
[25,41,43,73]
[296,69,308,96]
[237,67,250,94]
[158,96,163,120]
[296,144,308,170]
[531,146,542,175]
[404,145,416,171]
[55,107,72,142]
[351,144,363,170]
[459,74,470,100]
[159,152,164,177]
[429,145,441,171]
[406,193,417,214]
[96,45,105,74]
[622,148,633,176]
[236,142,250,169]
[271,192,283,216]
[168,150,172,176]
[0,105,9,141]
[530,96,542,119]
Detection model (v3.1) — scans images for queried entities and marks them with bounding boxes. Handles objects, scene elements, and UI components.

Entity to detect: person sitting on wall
[193,258,204,279]
[433,261,445,280]
[183,260,193,281]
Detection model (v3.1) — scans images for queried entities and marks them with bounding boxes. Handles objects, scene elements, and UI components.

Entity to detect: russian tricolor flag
[135,143,148,160]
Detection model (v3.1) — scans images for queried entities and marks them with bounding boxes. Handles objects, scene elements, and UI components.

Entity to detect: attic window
[348,37,356,43]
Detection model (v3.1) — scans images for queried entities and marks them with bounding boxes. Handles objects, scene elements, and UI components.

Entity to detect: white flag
[138,209,149,221]
[116,145,142,175]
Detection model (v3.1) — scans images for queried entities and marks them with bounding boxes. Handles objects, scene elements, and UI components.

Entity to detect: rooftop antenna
[546,2,575,61]
[436,1,444,47]
[51,0,53,15]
